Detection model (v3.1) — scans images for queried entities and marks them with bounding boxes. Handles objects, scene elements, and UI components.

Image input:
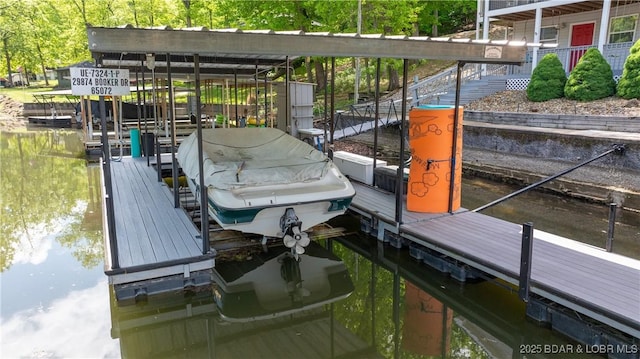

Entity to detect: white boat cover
[178,128,330,190]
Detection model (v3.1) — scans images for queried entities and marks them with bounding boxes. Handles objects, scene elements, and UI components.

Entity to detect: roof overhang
[487,0,640,24]
[86,26,529,78]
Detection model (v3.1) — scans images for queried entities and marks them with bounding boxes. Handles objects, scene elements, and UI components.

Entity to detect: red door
[569,23,595,70]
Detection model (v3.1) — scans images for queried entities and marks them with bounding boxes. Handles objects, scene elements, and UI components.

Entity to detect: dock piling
[606,203,617,252]
[519,222,534,302]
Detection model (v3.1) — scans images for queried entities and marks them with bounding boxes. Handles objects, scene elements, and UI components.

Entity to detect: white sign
[70,67,131,96]
[484,45,503,59]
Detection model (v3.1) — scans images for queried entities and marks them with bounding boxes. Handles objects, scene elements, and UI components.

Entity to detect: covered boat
[177,128,355,254]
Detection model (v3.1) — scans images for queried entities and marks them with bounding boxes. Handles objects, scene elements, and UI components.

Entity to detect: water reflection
[0,130,104,272]
[212,242,354,322]
[1,129,631,358]
[109,229,596,359]
[1,130,115,357]
[1,278,119,358]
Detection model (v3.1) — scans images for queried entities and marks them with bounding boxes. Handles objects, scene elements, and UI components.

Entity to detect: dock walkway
[104,156,215,301]
[349,181,640,339]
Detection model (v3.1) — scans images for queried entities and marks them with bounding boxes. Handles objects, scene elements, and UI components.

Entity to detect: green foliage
[564,48,616,101]
[417,0,477,35]
[0,0,466,85]
[617,38,640,99]
[526,53,567,102]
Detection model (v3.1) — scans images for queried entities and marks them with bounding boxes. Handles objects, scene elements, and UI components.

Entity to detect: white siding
[509,3,640,47]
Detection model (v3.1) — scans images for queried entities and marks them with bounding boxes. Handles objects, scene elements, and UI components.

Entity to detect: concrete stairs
[427,76,510,106]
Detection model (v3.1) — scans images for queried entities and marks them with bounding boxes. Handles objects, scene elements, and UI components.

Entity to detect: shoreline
[4,94,639,210]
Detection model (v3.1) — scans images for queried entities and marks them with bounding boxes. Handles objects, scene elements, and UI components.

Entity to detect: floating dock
[102,156,215,303]
[27,115,73,127]
[348,181,640,344]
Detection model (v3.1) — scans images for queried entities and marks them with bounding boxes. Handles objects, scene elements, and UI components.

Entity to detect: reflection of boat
[109,241,366,358]
[177,128,355,254]
[212,242,354,322]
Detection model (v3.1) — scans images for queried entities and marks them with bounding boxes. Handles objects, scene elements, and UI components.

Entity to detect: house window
[539,26,558,44]
[609,14,638,43]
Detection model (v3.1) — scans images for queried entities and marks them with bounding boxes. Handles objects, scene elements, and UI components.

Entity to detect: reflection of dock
[109,242,373,359]
[111,295,376,358]
[103,156,215,302]
[27,115,73,128]
[349,182,640,342]
[334,233,614,358]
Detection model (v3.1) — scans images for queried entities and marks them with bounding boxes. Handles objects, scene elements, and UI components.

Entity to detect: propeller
[283,226,310,255]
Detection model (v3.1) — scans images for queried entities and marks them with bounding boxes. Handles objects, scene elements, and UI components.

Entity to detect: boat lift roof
[86,25,538,77]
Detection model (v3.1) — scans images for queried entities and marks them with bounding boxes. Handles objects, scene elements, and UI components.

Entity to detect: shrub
[564,48,616,101]
[617,39,640,99]
[526,53,567,102]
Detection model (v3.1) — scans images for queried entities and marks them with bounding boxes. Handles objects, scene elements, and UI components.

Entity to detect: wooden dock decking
[103,156,215,300]
[348,182,640,339]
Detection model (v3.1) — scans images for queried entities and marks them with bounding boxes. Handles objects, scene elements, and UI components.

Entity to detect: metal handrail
[472,144,627,213]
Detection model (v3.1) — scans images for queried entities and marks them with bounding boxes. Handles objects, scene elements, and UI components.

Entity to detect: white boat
[177,128,355,254]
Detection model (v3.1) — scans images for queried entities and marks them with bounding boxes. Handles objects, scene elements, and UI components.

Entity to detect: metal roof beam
[87,26,526,65]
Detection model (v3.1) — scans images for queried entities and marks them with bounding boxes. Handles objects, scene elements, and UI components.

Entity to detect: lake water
[1,129,637,358]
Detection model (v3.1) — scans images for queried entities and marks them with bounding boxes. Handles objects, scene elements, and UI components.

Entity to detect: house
[477,0,640,84]
[36,69,57,82]
[55,61,94,89]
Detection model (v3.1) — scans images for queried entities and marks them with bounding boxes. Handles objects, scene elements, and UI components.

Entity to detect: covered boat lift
[86,24,528,249]
[87,25,640,345]
[86,25,529,301]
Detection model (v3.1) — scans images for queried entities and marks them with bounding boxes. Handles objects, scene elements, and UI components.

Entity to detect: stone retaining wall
[465,111,640,133]
[463,124,640,172]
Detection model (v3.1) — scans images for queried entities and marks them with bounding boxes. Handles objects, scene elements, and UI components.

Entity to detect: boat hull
[188,177,352,237]
[179,128,355,238]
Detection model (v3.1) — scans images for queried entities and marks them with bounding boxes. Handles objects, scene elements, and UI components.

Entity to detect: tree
[617,38,640,99]
[417,0,477,36]
[526,53,567,102]
[564,48,616,101]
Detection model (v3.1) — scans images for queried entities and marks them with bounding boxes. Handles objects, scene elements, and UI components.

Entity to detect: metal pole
[285,56,290,134]
[254,65,259,121]
[518,222,534,302]
[372,58,381,185]
[167,54,180,208]
[142,64,150,166]
[395,59,409,225]
[606,203,617,252]
[194,54,210,253]
[135,68,141,131]
[151,61,162,182]
[329,57,336,159]
[473,144,626,212]
[99,86,119,269]
[264,74,268,127]
[323,58,328,154]
[234,71,238,125]
[448,62,464,213]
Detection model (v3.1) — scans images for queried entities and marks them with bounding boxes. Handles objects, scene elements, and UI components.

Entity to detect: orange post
[407,105,463,213]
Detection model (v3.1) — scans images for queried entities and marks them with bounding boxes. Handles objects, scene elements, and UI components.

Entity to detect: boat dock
[27,115,73,128]
[348,181,640,343]
[103,156,215,303]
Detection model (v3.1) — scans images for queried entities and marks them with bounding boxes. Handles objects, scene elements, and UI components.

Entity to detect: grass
[0,80,59,102]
